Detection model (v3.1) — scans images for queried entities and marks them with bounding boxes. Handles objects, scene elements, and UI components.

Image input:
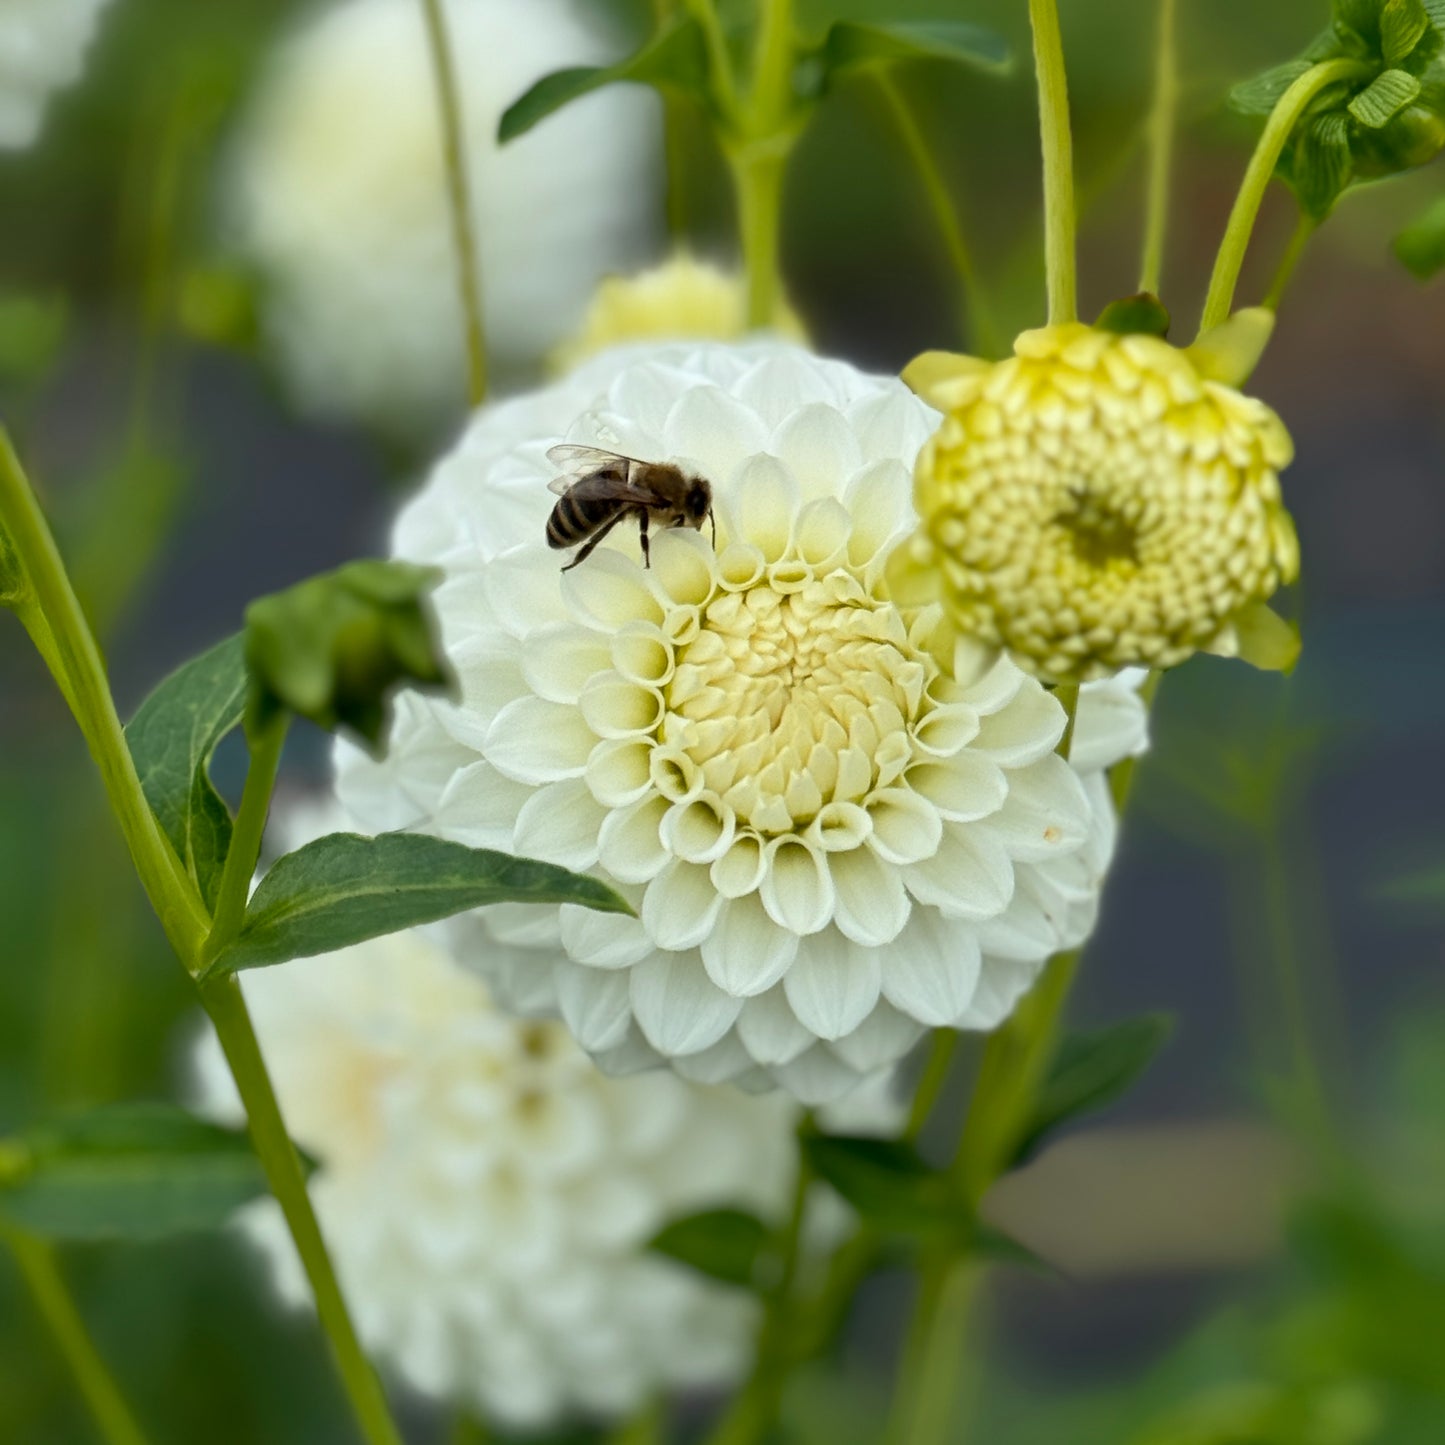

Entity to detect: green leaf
[244,559,449,748]
[1095,293,1172,338]
[0,290,68,383]
[127,634,247,910]
[1293,111,1355,215]
[205,831,633,976]
[1394,193,1445,277]
[1230,60,1314,116]
[1381,0,1431,63]
[499,17,709,144]
[1232,600,1303,674]
[1426,0,1445,33]
[1348,67,1422,126]
[1379,858,1445,901]
[649,1207,769,1287]
[818,21,1012,84]
[1015,1015,1175,1162]
[972,1223,1056,1276]
[0,1105,266,1241]
[803,1134,954,1234]
[0,521,23,607]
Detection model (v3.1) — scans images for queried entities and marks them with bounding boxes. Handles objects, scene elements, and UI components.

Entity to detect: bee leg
[561,513,625,571]
[709,510,717,548]
[638,507,651,569]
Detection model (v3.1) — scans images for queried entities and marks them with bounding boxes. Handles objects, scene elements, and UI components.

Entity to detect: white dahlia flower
[337,341,1149,1102]
[190,918,808,1429]
[228,0,658,435]
[0,0,114,149]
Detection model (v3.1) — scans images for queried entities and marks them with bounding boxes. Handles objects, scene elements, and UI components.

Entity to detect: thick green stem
[882,1258,979,1445]
[0,432,208,961]
[730,144,791,329]
[420,0,488,408]
[1264,210,1318,312]
[4,1228,151,1445]
[1027,0,1078,324]
[1197,58,1368,334]
[906,1030,960,1140]
[200,975,403,1445]
[875,75,1000,357]
[205,716,289,963]
[750,0,794,127]
[1138,0,1178,296]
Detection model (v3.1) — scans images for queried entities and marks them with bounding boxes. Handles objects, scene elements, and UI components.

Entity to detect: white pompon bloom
[0,0,114,149]
[190,917,808,1429]
[337,341,1150,1102]
[228,0,658,435]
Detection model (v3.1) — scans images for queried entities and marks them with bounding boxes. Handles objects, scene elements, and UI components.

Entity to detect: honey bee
[545,444,714,571]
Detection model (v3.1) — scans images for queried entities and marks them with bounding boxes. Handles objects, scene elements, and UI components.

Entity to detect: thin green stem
[0,432,208,961]
[874,75,1000,356]
[199,975,403,1445]
[420,0,488,408]
[750,0,795,127]
[882,1258,979,1445]
[1197,58,1368,334]
[4,1229,151,1445]
[1027,0,1078,324]
[685,0,740,118]
[1138,0,1178,295]
[653,0,691,236]
[205,715,289,962]
[1263,209,1318,312]
[906,1030,960,1141]
[729,144,791,329]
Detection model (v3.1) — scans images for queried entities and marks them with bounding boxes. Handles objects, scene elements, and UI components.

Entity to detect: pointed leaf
[0,1105,267,1241]
[1394,193,1445,277]
[0,521,23,606]
[972,1223,1057,1276]
[1348,68,1422,126]
[1232,601,1303,675]
[819,21,1012,84]
[126,634,247,910]
[1293,111,1354,216]
[649,1208,770,1287]
[204,832,633,977]
[803,1134,953,1234]
[499,17,709,144]
[1015,1014,1175,1162]
[1230,60,1314,116]
[1381,0,1431,63]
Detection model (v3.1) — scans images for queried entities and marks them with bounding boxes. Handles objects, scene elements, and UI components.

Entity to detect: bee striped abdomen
[547,480,623,549]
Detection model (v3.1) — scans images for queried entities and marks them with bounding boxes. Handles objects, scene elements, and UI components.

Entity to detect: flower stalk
[1138,0,1178,296]
[1028,0,1078,324]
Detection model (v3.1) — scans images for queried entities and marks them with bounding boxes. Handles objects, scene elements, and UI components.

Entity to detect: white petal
[663,384,769,478]
[793,497,853,567]
[520,624,612,704]
[827,845,912,947]
[970,681,1065,766]
[597,795,670,883]
[660,795,736,865]
[585,737,655,808]
[770,1046,869,1106]
[559,901,653,969]
[879,911,983,1026]
[727,454,797,562]
[641,861,725,950]
[769,403,863,503]
[484,544,569,637]
[783,935,882,1041]
[827,999,927,1073]
[562,548,665,630]
[958,953,1042,1030]
[736,988,817,1066]
[848,388,937,467]
[843,459,912,569]
[734,351,840,428]
[610,622,675,688]
[759,838,834,936]
[485,696,595,783]
[579,675,665,738]
[513,778,605,870]
[554,962,634,1053]
[710,834,767,898]
[904,823,1015,921]
[1072,671,1151,773]
[629,954,743,1057]
[984,754,1092,862]
[907,753,1008,823]
[700,895,799,996]
[646,528,717,608]
[669,1032,756,1085]
[867,788,943,866]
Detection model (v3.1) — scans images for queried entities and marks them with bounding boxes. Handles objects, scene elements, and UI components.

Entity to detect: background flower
[190,895,803,1429]
[0,0,113,149]
[226,0,658,436]
[336,341,1149,1101]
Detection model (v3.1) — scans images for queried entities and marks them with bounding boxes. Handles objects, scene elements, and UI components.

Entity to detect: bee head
[684,481,711,525]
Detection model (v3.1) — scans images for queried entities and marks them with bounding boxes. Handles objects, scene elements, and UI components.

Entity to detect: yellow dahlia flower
[891,310,1300,683]
[551,253,806,375]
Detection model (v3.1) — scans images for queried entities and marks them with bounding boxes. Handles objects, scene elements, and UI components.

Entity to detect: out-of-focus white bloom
[338,341,1149,1102]
[0,0,114,149]
[191,915,806,1428]
[229,0,658,435]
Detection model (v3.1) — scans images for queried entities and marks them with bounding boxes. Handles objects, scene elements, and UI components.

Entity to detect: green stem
[882,1258,979,1445]
[0,432,208,961]
[1054,682,1081,761]
[4,1228,152,1445]
[729,143,791,329]
[685,0,740,118]
[200,975,403,1445]
[906,1029,960,1140]
[205,715,289,962]
[1197,58,1367,334]
[874,75,1000,356]
[653,0,691,237]
[1263,209,1317,312]
[1027,0,1079,324]
[750,0,795,127]
[420,0,488,408]
[1138,0,1178,296]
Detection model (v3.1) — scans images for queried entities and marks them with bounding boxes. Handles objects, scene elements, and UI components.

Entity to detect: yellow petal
[1227,600,1301,675]
[902,350,990,410]
[1187,308,1275,388]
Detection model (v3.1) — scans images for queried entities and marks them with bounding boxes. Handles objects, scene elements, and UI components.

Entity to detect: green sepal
[1013,1015,1175,1165]
[0,1105,269,1242]
[1230,60,1314,116]
[243,559,450,750]
[1348,67,1422,125]
[202,831,633,978]
[814,20,1012,89]
[1095,293,1172,338]
[649,1207,770,1288]
[1231,600,1303,675]
[1186,307,1276,387]
[126,634,247,911]
[499,17,710,145]
[1394,192,1445,277]
[1293,112,1355,216]
[1381,0,1433,64]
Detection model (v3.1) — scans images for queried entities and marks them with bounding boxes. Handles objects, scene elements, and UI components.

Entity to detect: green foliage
[203,831,633,978]
[0,520,23,607]
[1095,292,1173,337]
[649,1207,770,1288]
[1377,855,1445,901]
[802,1134,951,1235]
[126,634,247,911]
[1016,1015,1175,1163]
[812,20,1012,89]
[1393,191,1445,274]
[0,291,69,385]
[0,1105,266,1241]
[1232,0,1445,217]
[243,559,449,748]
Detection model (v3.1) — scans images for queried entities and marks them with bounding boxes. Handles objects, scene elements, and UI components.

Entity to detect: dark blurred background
[1,0,1442,1441]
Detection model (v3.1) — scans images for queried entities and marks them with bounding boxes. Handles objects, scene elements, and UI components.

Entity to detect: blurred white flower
[191,917,806,1429]
[0,0,114,149]
[338,341,1149,1102]
[228,0,658,435]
